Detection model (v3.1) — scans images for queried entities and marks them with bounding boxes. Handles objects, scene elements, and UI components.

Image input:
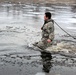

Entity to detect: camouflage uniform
[34,19,54,50]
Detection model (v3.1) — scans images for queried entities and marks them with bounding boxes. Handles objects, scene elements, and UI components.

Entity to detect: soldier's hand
[47,39,51,43]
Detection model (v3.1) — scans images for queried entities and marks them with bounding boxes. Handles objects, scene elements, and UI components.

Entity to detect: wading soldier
[33,12,54,50]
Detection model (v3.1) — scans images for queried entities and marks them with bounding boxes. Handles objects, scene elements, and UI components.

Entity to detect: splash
[47,41,76,53]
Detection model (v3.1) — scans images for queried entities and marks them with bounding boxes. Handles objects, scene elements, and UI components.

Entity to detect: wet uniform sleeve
[42,22,53,38]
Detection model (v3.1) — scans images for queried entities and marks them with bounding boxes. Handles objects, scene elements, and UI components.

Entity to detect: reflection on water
[41,52,52,73]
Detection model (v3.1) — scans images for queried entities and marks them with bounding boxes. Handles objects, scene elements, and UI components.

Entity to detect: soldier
[33,12,54,50]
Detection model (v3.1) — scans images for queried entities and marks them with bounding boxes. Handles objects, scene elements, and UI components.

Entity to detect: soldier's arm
[43,23,53,33]
[48,23,54,40]
[47,22,53,33]
[45,22,54,40]
[43,22,54,38]
[42,24,49,38]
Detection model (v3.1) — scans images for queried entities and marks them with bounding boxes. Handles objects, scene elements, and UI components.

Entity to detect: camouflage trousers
[34,38,53,50]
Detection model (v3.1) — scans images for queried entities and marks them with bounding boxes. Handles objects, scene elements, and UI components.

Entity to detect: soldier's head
[44,12,51,21]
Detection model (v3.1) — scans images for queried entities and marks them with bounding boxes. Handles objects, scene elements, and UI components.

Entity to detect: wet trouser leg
[36,39,53,50]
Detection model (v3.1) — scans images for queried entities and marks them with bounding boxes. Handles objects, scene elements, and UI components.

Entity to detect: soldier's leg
[33,42,38,46]
[36,41,46,50]
[36,38,48,50]
[46,40,53,47]
[37,39,53,50]
[33,38,53,50]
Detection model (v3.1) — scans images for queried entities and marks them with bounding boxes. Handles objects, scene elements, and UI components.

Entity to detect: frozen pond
[0,3,76,75]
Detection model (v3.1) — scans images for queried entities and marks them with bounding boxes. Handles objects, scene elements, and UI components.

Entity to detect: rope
[54,21,76,40]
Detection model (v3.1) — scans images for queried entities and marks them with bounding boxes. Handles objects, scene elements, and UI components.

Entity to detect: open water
[0,3,76,75]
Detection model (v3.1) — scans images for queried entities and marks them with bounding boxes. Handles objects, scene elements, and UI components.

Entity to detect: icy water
[0,3,76,75]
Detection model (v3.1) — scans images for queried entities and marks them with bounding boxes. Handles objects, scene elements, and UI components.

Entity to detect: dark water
[0,3,76,75]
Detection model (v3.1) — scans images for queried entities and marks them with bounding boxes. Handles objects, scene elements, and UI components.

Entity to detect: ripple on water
[0,3,76,75]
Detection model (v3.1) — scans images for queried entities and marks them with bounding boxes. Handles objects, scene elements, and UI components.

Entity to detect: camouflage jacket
[41,19,54,41]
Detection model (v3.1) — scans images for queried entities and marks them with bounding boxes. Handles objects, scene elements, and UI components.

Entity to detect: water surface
[0,3,76,75]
